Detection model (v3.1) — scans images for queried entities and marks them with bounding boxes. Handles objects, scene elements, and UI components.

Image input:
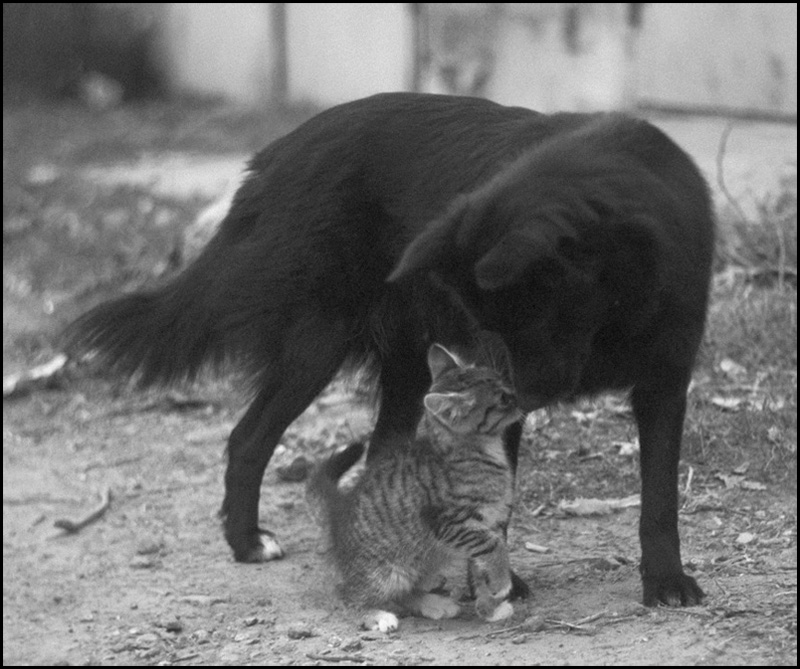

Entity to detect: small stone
[136,538,164,555]
[286,623,317,639]
[162,619,183,633]
[129,555,158,569]
[275,455,312,482]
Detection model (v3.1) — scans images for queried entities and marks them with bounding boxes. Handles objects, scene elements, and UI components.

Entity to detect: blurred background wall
[3,3,796,118]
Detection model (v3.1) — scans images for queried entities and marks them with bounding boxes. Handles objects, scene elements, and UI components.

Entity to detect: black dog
[66,93,713,607]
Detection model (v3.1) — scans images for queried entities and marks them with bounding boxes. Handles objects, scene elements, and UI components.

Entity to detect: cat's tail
[305,442,365,525]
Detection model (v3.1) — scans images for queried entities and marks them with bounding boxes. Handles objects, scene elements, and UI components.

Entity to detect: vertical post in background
[409,3,430,93]
[271,3,288,106]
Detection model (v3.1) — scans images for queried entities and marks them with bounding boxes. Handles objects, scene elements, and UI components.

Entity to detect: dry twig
[53,486,112,533]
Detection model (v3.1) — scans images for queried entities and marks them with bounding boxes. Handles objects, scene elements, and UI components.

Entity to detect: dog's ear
[387,198,468,282]
[474,230,537,290]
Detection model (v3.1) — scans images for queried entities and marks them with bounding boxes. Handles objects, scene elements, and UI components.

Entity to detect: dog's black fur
[65,93,713,606]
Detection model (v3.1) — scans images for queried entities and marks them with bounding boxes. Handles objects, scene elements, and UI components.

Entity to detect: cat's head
[423,343,519,436]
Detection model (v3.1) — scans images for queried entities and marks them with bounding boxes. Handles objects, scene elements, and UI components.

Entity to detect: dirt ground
[3,101,797,665]
[3,369,796,666]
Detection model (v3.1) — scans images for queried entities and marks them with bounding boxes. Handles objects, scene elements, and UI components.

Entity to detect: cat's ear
[424,392,466,423]
[427,344,461,380]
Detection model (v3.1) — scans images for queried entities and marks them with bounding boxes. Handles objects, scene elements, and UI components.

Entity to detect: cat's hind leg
[359,592,460,631]
[361,610,400,632]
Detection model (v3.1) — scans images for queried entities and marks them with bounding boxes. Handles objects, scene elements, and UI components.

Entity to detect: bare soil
[3,99,796,666]
[3,370,796,666]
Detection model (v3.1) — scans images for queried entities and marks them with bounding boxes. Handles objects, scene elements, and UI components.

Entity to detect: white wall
[160,3,274,105]
[286,3,412,105]
[637,3,797,114]
[156,3,797,115]
[487,4,634,112]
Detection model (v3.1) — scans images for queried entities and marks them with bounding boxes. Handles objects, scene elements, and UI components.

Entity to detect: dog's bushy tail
[306,442,365,525]
[63,256,226,387]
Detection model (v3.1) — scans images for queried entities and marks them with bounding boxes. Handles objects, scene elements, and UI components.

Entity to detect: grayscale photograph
[3,3,796,665]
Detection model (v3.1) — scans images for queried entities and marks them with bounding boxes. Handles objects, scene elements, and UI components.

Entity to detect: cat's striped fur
[307,343,521,631]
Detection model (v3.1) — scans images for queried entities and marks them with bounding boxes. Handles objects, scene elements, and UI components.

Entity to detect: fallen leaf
[766,426,782,443]
[716,473,743,488]
[719,358,747,379]
[612,440,639,457]
[711,396,744,411]
[559,495,639,516]
[763,397,786,412]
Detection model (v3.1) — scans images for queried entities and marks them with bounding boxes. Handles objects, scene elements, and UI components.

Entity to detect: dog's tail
[306,442,365,525]
[62,248,229,387]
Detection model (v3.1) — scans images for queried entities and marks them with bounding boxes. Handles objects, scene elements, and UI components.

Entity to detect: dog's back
[67,95,711,400]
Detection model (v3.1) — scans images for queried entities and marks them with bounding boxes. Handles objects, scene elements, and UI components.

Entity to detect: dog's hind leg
[221,314,350,562]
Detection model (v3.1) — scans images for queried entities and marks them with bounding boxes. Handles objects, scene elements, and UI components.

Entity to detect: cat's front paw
[476,598,514,622]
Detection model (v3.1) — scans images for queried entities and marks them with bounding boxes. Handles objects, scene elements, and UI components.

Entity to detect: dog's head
[387,145,605,293]
[387,144,661,409]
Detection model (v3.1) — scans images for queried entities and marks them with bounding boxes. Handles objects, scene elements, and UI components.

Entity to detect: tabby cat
[307,342,521,631]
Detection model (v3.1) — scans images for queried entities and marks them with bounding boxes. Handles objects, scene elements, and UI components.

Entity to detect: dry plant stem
[53,486,113,533]
[716,122,750,229]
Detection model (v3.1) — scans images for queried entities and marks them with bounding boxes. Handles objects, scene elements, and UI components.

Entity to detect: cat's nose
[499,392,515,407]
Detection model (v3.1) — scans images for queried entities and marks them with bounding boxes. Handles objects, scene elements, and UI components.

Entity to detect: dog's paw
[642,571,705,607]
[232,531,285,563]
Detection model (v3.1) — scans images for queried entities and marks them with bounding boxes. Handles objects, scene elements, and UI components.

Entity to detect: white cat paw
[417,593,461,620]
[486,600,514,622]
[492,581,512,601]
[362,610,399,632]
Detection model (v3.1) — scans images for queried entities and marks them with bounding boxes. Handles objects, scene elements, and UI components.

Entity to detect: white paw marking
[493,581,512,600]
[255,534,284,561]
[484,600,514,622]
[417,593,461,620]
[363,610,399,632]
